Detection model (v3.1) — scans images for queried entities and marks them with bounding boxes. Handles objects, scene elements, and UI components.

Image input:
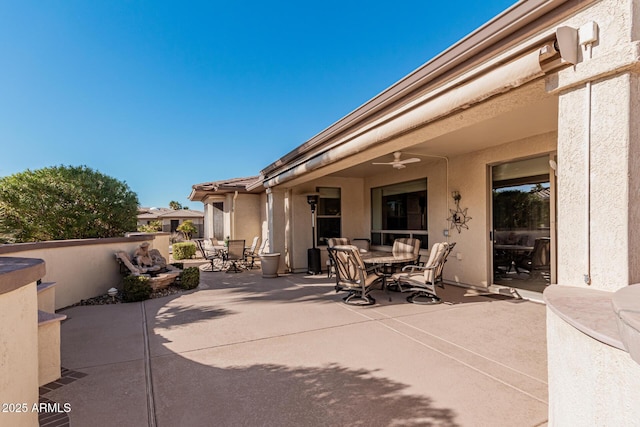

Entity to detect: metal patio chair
[225,239,246,273]
[244,236,261,269]
[195,239,226,272]
[327,245,378,306]
[391,242,450,304]
[326,237,351,278]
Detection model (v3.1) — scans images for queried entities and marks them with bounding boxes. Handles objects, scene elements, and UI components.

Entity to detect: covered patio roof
[257,0,591,188]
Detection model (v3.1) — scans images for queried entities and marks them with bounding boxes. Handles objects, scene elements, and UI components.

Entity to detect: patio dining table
[362,251,419,292]
[494,244,534,273]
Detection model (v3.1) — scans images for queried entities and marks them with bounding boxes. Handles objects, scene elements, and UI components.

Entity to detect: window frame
[370,178,428,249]
[316,187,341,246]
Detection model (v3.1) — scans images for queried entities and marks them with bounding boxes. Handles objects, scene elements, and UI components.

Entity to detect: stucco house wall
[231,193,262,247]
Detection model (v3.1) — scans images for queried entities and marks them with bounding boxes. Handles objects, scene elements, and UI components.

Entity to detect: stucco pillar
[549,62,640,425]
[266,187,288,272]
[203,201,213,241]
[556,71,640,291]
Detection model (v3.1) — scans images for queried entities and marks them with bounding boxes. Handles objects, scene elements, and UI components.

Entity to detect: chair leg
[343,292,376,306]
[225,260,243,273]
[406,291,442,305]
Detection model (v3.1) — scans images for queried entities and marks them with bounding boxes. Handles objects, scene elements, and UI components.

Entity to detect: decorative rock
[71,285,184,306]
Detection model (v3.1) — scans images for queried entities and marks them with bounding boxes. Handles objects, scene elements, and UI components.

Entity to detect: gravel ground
[71,284,185,306]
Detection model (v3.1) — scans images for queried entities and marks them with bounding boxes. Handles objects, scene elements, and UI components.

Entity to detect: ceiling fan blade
[372,162,394,165]
[398,158,421,165]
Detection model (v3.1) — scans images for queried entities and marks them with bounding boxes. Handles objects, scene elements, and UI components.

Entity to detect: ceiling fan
[372,151,421,169]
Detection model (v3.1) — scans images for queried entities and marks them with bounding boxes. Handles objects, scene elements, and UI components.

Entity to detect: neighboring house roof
[189,176,262,201]
[137,207,204,221]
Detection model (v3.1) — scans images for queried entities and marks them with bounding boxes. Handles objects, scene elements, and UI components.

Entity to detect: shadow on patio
[153,358,458,426]
[46,271,548,426]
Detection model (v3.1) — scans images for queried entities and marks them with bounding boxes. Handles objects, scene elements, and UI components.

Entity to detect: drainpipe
[581,24,597,285]
[584,77,592,285]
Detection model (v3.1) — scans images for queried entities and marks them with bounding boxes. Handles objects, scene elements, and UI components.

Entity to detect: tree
[176,220,197,240]
[138,220,162,233]
[0,165,139,242]
[169,200,183,210]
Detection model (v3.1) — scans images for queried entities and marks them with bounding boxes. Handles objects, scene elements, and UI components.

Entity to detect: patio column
[266,187,288,272]
[555,70,640,291]
[203,201,213,241]
[547,28,640,426]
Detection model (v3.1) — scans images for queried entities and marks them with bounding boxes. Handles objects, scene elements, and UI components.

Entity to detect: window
[371,179,428,249]
[316,187,341,246]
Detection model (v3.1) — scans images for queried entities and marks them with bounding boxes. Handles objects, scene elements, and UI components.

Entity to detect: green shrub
[123,275,152,302]
[173,242,196,260]
[177,220,197,240]
[179,267,200,290]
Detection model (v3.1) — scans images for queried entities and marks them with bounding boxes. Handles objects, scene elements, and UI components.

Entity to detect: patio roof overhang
[259,0,594,189]
[189,176,262,202]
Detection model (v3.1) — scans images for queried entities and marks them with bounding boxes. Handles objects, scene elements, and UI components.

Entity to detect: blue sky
[1,0,516,209]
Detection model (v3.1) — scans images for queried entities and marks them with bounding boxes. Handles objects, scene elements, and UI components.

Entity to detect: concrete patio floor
[47,269,548,427]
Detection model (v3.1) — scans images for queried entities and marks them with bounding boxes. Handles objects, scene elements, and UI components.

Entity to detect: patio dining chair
[326,237,351,278]
[244,236,261,269]
[392,237,422,267]
[327,245,378,306]
[391,242,450,304]
[225,239,246,273]
[195,239,226,272]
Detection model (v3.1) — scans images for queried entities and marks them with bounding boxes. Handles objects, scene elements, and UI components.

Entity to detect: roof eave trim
[260,0,576,177]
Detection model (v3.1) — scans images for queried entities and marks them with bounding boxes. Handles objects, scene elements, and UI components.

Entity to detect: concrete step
[37,310,67,387]
[37,282,57,313]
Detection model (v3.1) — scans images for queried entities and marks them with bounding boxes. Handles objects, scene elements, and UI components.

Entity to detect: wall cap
[544,285,624,350]
[612,284,640,364]
[0,235,153,255]
[0,257,46,296]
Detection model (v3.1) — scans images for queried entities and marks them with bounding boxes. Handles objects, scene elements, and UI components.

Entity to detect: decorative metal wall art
[447,191,472,233]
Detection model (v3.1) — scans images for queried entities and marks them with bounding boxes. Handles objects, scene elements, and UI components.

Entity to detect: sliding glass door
[492,156,553,293]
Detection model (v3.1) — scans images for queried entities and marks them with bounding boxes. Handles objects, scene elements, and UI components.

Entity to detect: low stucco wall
[0,258,44,427]
[545,285,640,426]
[0,233,169,309]
[547,309,640,425]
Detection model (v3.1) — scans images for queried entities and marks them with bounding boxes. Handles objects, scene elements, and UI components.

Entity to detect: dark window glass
[316,187,341,246]
[371,179,428,249]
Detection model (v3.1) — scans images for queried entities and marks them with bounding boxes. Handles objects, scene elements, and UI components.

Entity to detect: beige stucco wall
[266,188,288,272]
[546,1,640,425]
[547,310,640,425]
[0,283,39,426]
[231,193,262,246]
[0,235,166,309]
[556,72,640,291]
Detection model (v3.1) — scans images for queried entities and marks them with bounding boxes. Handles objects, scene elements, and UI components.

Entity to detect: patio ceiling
[328,85,558,179]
